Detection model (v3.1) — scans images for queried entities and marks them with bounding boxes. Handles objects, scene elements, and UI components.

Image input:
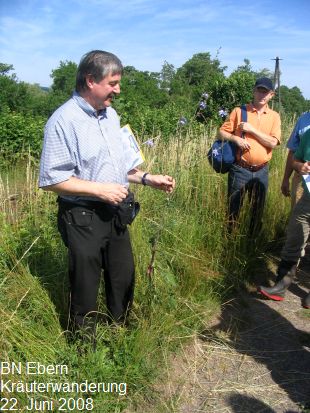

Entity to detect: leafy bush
[0,110,46,162]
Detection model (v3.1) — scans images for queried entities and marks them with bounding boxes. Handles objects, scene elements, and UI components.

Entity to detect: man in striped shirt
[39,50,175,344]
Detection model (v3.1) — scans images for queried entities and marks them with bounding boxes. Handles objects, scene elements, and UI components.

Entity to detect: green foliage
[171,52,226,104]
[277,85,310,115]
[0,54,305,412]
[50,60,77,96]
[0,111,45,162]
[159,60,176,91]
[115,65,170,123]
[0,60,78,119]
[174,52,225,87]
[0,115,294,411]
[1,53,310,164]
[0,155,221,412]
[0,74,30,113]
[222,70,257,110]
[0,63,15,75]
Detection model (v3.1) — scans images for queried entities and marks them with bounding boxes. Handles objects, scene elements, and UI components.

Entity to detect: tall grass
[0,115,295,412]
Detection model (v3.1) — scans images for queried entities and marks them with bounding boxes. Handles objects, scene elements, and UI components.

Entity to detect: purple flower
[218,108,228,118]
[145,138,154,147]
[178,117,188,126]
[201,92,209,100]
[199,101,207,110]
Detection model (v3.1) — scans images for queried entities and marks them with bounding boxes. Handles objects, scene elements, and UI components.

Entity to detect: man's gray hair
[76,50,123,92]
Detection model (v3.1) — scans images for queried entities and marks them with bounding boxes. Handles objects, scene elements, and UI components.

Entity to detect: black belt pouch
[115,192,140,230]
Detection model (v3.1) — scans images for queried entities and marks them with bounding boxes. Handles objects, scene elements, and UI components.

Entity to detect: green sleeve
[294,129,310,160]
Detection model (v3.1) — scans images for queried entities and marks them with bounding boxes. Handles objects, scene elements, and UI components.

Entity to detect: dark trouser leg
[103,222,135,322]
[58,201,135,333]
[228,164,248,230]
[259,192,310,304]
[58,204,107,336]
[281,192,310,262]
[247,165,268,236]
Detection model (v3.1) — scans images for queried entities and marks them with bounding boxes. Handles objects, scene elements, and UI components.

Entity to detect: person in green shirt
[258,129,310,308]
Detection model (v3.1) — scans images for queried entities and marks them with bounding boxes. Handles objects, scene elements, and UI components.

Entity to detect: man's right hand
[96,183,128,205]
[234,136,251,151]
[296,160,310,175]
[281,177,291,197]
[43,177,128,205]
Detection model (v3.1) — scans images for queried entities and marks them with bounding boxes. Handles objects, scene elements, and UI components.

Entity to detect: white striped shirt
[39,92,130,202]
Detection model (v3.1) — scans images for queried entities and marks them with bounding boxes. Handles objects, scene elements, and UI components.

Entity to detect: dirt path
[131,254,310,413]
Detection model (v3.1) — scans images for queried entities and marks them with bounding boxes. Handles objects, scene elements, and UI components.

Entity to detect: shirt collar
[72,91,107,118]
[249,102,270,114]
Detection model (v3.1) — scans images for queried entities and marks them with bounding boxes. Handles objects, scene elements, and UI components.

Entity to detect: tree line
[0,54,309,161]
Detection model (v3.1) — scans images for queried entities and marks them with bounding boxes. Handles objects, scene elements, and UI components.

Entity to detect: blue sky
[1,0,310,98]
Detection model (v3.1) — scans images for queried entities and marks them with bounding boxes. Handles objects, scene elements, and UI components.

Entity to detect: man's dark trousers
[228,163,269,235]
[57,199,135,333]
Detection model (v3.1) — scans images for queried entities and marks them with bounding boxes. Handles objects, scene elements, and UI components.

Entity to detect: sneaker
[258,286,285,301]
[258,274,294,302]
[302,292,310,309]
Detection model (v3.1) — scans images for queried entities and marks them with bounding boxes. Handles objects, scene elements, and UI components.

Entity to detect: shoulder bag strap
[240,104,247,139]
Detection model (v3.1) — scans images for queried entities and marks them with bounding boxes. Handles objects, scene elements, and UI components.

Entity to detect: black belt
[236,159,268,172]
[57,197,117,212]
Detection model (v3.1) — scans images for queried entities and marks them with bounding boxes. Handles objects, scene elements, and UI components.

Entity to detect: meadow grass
[0,115,295,412]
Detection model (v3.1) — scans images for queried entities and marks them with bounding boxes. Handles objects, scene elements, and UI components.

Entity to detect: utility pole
[271,56,282,110]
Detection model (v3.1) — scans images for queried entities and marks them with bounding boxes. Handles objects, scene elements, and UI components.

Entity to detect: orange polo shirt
[220,103,281,165]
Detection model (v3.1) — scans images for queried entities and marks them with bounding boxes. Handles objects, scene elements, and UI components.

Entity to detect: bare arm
[281,150,296,197]
[217,129,251,151]
[293,159,310,175]
[239,122,279,148]
[43,177,128,205]
[127,168,175,193]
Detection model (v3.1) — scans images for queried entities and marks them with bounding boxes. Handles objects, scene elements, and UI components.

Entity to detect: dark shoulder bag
[207,105,247,173]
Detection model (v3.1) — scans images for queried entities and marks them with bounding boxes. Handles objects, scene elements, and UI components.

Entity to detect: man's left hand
[146,174,175,193]
[239,122,255,134]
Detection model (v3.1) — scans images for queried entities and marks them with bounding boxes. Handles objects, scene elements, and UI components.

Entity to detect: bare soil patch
[128,254,310,413]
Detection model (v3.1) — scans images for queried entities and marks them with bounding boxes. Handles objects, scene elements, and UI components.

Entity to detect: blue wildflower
[178,117,188,126]
[218,108,228,119]
[199,101,207,110]
[201,92,209,100]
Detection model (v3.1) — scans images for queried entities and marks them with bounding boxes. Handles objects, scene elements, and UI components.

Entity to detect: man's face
[88,72,121,110]
[253,87,274,106]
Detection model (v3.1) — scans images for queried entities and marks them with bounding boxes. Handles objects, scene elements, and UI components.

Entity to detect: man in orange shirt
[218,78,281,235]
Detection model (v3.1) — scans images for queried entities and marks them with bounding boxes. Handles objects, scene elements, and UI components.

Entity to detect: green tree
[235,58,252,73]
[224,69,257,109]
[278,85,310,115]
[169,52,227,120]
[50,60,77,96]
[0,63,51,116]
[160,61,176,91]
[122,66,169,107]
[0,63,15,76]
[0,63,31,113]
[114,65,170,126]
[40,60,78,115]
[176,52,225,86]
[256,67,274,79]
[171,52,226,99]
[212,59,274,121]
